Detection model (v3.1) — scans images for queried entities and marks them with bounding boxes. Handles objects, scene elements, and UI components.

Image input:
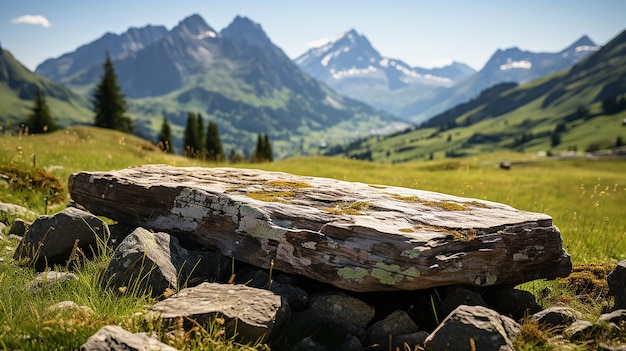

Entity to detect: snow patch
[196,30,216,40]
[330,66,378,79]
[500,58,532,70]
[575,45,601,52]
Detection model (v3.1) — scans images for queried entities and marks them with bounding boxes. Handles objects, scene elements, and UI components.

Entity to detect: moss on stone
[323,201,372,215]
[247,191,295,203]
[266,180,312,189]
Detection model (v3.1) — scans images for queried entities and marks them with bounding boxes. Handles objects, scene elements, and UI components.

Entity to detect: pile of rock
[1,165,625,350]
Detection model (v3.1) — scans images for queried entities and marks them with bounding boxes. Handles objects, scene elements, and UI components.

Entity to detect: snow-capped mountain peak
[295,29,473,92]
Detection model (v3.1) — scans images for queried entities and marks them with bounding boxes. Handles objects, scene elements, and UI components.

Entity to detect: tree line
[157,114,273,163]
[24,53,274,163]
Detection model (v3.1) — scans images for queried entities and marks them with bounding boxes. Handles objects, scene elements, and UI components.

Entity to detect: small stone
[441,286,487,317]
[294,336,328,351]
[608,260,626,310]
[80,325,177,351]
[47,300,94,315]
[367,310,419,339]
[531,306,578,328]
[8,218,30,237]
[309,292,375,329]
[564,320,594,341]
[599,309,626,325]
[27,271,78,292]
[424,305,520,351]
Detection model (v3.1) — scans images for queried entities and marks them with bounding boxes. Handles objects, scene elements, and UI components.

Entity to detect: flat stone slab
[149,282,287,342]
[69,165,571,292]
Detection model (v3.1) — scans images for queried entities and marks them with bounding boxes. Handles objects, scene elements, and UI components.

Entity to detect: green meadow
[1,126,624,264]
[0,126,625,349]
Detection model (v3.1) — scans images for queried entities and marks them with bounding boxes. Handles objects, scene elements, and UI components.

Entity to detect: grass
[1,126,625,349]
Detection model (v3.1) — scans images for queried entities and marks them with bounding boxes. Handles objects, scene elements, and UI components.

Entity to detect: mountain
[295,29,476,117]
[33,15,402,158]
[402,35,601,123]
[36,24,168,83]
[324,30,626,163]
[0,44,92,129]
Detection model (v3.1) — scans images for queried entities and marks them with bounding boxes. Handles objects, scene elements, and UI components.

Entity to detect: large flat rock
[69,165,571,292]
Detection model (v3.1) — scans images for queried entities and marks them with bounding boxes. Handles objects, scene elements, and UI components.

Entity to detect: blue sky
[1,0,624,72]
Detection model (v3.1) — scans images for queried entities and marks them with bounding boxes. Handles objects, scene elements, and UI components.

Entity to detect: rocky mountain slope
[295,29,476,117]
[32,15,402,157]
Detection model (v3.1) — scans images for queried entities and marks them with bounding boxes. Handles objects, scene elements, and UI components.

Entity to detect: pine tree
[93,53,133,132]
[263,133,273,162]
[183,112,199,157]
[196,113,205,155]
[27,86,57,134]
[206,120,224,162]
[254,134,263,162]
[253,133,273,162]
[157,117,174,153]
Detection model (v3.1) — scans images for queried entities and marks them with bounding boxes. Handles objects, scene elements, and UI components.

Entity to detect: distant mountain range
[297,30,600,123]
[295,29,476,117]
[323,30,626,163]
[1,13,616,161]
[28,14,402,157]
[401,35,602,122]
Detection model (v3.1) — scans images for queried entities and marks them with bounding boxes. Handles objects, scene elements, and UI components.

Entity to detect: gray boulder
[608,260,626,310]
[80,325,176,351]
[149,282,288,343]
[13,207,109,268]
[103,228,228,298]
[424,305,520,351]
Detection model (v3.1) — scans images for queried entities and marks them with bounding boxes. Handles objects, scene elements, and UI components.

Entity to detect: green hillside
[326,30,626,163]
[0,48,93,130]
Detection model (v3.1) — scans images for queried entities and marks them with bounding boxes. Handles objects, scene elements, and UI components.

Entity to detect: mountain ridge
[29,14,402,158]
[401,34,601,123]
[0,47,93,129]
[324,30,626,163]
[295,29,476,118]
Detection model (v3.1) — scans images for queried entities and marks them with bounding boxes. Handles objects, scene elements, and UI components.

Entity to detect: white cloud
[10,15,51,28]
[431,58,453,68]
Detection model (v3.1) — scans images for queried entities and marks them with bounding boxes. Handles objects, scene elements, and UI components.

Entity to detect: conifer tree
[196,113,205,155]
[263,133,273,162]
[253,133,273,162]
[27,86,57,134]
[206,120,224,162]
[93,53,133,133]
[183,112,199,157]
[157,117,174,153]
